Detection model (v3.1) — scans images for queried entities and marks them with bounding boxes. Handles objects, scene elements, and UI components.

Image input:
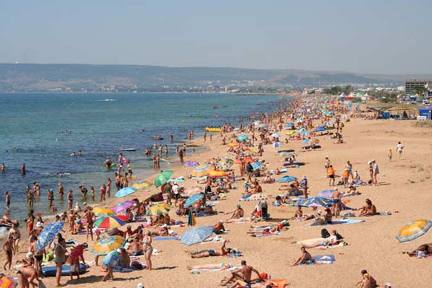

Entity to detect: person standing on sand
[2,234,14,270]
[107,178,112,198]
[100,184,106,202]
[54,233,67,287]
[372,160,379,185]
[396,141,404,158]
[388,149,392,161]
[85,208,95,241]
[327,165,335,186]
[67,190,73,210]
[143,231,153,270]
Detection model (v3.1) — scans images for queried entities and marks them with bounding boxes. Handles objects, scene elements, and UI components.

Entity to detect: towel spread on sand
[153,236,180,241]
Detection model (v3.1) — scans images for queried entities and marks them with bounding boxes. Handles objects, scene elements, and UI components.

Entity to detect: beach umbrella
[94,216,126,229]
[154,170,173,187]
[277,175,297,183]
[302,138,311,145]
[36,222,64,252]
[131,181,152,190]
[285,130,296,136]
[0,275,15,288]
[147,203,170,216]
[112,200,135,214]
[237,134,249,142]
[297,197,335,208]
[181,226,214,246]
[102,250,120,267]
[207,170,228,177]
[228,142,239,148]
[90,235,124,256]
[184,193,204,208]
[317,189,335,199]
[115,187,136,198]
[93,207,115,216]
[396,219,432,243]
[184,161,199,167]
[271,133,280,138]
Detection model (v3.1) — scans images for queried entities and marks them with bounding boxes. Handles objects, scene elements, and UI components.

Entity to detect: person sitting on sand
[311,208,332,225]
[228,204,244,219]
[292,247,312,266]
[213,220,226,234]
[403,243,432,257]
[358,199,377,216]
[220,260,261,288]
[118,247,131,268]
[190,240,231,258]
[262,173,275,184]
[127,237,144,256]
[356,270,377,288]
[292,205,303,219]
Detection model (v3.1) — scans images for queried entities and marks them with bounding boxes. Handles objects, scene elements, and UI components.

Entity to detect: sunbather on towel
[190,240,231,258]
[403,243,432,257]
[292,247,312,266]
[357,199,377,216]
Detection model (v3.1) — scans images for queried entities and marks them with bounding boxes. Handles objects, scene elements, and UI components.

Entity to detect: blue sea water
[0,92,285,219]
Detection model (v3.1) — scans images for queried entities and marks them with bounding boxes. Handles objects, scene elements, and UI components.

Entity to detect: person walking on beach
[100,184,106,202]
[4,191,10,209]
[396,141,404,158]
[143,231,153,270]
[300,176,308,198]
[2,234,14,270]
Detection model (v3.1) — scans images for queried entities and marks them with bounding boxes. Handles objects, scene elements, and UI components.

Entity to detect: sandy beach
[3,95,432,288]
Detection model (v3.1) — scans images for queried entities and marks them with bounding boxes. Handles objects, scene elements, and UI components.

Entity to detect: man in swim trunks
[220,260,261,288]
[190,240,231,258]
[228,204,244,219]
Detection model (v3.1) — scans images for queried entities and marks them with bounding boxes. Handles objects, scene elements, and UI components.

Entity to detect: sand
[4,102,432,288]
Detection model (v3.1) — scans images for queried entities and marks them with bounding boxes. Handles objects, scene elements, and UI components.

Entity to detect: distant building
[405,80,432,96]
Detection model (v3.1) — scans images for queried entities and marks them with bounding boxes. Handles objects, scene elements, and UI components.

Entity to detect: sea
[0,92,287,220]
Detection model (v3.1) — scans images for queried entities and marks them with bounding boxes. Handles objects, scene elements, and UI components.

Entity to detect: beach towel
[312,255,335,264]
[240,194,268,201]
[251,231,280,238]
[153,236,180,241]
[190,263,241,274]
[327,219,365,225]
[225,217,251,224]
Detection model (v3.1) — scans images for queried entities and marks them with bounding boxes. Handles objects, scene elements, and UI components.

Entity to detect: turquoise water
[0,92,285,219]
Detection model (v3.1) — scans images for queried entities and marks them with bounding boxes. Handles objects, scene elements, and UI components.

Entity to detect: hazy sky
[0,0,431,74]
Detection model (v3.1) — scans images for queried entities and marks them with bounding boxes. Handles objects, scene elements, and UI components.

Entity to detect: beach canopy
[112,200,135,213]
[297,197,335,208]
[94,216,126,229]
[184,193,204,208]
[36,221,64,252]
[277,175,297,183]
[91,235,124,255]
[115,187,136,198]
[396,219,432,243]
[93,207,115,216]
[131,181,152,190]
[181,226,214,245]
[147,203,170,216]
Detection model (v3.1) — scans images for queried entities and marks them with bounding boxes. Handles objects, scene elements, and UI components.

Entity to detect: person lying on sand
[213,220,226,234]
[189,240,231,258]
[292,247,312,266]
[356,269,377,288]
[220,260,261,288]
[357,199,377,216]
[402,243,432,257]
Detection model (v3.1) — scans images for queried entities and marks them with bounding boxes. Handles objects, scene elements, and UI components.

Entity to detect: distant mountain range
[0,63,430,92]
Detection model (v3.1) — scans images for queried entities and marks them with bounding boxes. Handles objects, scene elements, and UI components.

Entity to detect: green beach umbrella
[153,170,173,187]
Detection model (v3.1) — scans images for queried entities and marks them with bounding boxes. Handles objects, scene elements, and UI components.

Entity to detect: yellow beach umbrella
[147,203,170,216]
[396,219,432,243]
[93,207,115,216]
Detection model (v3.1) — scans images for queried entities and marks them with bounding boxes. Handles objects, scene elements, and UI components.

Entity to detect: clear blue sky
[0,0,430,74]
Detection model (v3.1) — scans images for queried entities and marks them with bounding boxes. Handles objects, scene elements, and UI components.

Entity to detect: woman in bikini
[143,231,153,270]
[190,240,231,258]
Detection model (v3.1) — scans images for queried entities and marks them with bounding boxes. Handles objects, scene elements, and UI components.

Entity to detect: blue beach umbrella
[36,222,64,252]
[115,187,136,198]
[102,250,120,267]
[181,226,214,246]
[251,161,263,171]
[277,175,297,183]
[317,189,335,199]
[184,193,204,208]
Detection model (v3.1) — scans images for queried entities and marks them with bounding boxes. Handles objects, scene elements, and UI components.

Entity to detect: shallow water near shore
[0,92,286,219]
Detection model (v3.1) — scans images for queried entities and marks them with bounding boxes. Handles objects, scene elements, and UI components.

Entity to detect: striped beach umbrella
[93,207,115,216]
[94,216,126,229]
[90,235,124,256]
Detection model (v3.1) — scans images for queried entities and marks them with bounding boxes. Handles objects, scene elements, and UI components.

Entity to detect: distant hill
[0,63,428,92]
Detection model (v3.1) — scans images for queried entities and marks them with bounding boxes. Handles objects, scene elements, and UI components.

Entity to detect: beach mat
[153,236,180,241]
